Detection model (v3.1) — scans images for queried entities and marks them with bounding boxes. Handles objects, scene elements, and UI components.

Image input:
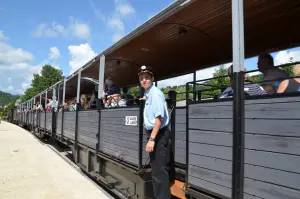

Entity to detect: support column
[75,70,82,163]
[231,0,245,199]
[97,55,105,154]
[193,71,196,101]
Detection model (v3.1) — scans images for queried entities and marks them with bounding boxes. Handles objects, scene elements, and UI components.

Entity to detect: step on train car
[9,0,300,199]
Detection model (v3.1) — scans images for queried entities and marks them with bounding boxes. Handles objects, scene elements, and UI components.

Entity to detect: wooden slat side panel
[63,112,76,140]
[175,108,186,165]
[101,134,139,150]
[245,150,300,174]
[40,112,45,128]
[245,102,300,119]
[189,103,233,119]
[189,176,231,198]
[78,135,97,149]
[101,108,140,119]
[46,113,52,131]
[189,166,300,199]
[100,129,141,143]
[56,112,62,135]
[244,178,300,199]
[186,118,300,136]
[99,108,148,166]
[78,110,99,146]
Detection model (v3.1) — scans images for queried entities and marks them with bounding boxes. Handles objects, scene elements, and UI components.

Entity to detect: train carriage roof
[76,0,300,88]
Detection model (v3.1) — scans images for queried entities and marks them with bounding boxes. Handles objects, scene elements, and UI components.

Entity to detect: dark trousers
[145,126,171,199]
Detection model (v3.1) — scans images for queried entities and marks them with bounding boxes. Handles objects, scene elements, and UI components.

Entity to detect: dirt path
[0,121,114,199]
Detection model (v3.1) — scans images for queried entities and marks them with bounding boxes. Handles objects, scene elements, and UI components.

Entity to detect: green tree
[21,87,37,101]
[31,65,64,93]
[199,65,229,98]
[280,57,295,77]
[248,74,263,83]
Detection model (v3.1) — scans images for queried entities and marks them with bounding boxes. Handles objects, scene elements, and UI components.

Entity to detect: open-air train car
[11,0,300,199]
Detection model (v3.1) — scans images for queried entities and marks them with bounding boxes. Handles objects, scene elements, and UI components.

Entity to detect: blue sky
[0,0,300,94]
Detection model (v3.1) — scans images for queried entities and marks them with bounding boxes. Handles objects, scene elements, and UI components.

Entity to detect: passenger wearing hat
[137,65,171,199]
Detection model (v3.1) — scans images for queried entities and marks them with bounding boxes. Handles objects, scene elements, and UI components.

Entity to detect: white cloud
[69,17,91,40]
[0,40,33,69]
[115,0,135,16]
[0,40,35,94]
[68,43,97,74]
[89,0,106,21]
[108,17,124,31]
[33,18,90,40]
[107,17,125,42]
[48,46,61,60]
[274,50,300,66]
[0,35,62,94]
[0,30,9,41]
[33,23,62,37]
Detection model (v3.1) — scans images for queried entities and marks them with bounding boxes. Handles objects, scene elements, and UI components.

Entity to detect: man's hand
[146,140,155,152]
[139,96,146,100]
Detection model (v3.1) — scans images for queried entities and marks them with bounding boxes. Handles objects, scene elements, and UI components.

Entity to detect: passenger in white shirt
[257,53,290,91]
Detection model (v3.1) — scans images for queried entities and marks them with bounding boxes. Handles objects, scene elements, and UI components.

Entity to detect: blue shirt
[143,85,169,130]
[106,85,120,95]
[219,80,266,98]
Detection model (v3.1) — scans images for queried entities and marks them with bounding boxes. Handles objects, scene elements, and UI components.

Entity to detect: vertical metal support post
[197,91,202,101]
[138,86,145,170]
[52,87,57,141]
[62,80,66,104]
[231,0,245,199]
[62,80,66,141]
[75,70,82,163]
[169,91,177,180]
[38,94,42,136]
[45,92,47,133]
[193,71,196,101]
[97,55,105,154]
[185,83,190,188]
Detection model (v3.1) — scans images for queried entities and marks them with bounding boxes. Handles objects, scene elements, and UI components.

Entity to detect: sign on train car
[125,116,138,126]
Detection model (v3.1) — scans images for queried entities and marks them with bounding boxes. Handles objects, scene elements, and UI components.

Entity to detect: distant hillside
[0,91,19,107]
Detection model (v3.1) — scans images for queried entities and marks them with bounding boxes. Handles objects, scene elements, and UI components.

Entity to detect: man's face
[257,57,272,73]
[139,73,153,90]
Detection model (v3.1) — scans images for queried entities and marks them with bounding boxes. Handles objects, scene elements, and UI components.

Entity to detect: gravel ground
[0,121,114,199]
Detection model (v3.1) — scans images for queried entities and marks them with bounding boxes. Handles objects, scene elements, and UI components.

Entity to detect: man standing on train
[137,65,171,199]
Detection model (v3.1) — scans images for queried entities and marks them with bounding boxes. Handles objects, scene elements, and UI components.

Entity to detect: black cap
[137,65,154,77]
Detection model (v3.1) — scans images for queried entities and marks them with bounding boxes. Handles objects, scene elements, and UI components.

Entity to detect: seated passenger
[36,102,43,112]
[257,53,290,91]
[121,87,134,106]
[59,103,69,112]
[69,99,77,111]
[89,90,97,108]
[46,98,52,112]
[261,84,275,94]
[219,65,266,98]
[103,77,121,108]
[277,64,300,93]
[80,94,88,110]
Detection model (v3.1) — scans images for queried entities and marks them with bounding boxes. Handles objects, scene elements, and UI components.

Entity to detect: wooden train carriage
[186,93,300,199]
[16,0,300,198]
